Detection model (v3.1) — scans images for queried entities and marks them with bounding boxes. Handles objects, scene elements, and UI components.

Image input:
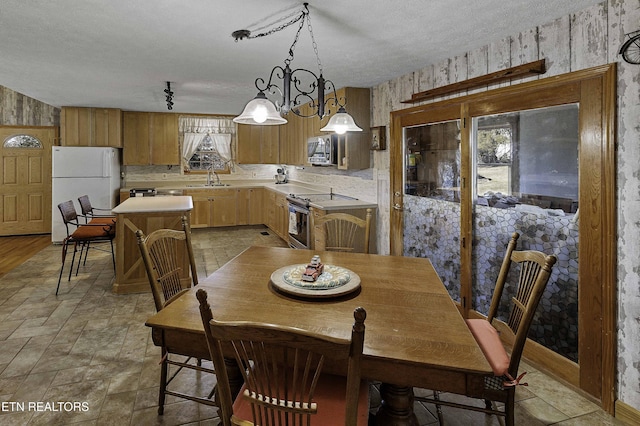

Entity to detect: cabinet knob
[393,203,403,211]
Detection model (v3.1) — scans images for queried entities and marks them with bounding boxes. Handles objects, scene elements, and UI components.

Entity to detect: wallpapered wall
[369,0,640,412]
[0,85,59,127]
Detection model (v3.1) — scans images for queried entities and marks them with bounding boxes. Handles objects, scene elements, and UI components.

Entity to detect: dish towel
[288,207,298,235]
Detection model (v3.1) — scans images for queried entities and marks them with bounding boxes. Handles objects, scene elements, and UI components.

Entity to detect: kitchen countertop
[112,195,193,214]
[123,180,377,210]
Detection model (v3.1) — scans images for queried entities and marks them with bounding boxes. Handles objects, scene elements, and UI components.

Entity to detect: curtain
[182,133,207,169]
[179,116,235,134]
[211,134,232,163]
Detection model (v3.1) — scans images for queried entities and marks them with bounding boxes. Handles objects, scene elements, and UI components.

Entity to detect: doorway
[0,126,56,236]
[390,64,616,411]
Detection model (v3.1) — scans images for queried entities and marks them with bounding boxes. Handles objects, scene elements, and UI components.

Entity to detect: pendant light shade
[320,107,362,134]
[233,92,287,125]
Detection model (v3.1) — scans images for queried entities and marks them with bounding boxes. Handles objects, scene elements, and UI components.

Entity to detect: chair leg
[158,348,169,415]
[56,242,69,295]
[110,239,115,271]
[68,243,79,281]
[433,390,444,426]
[76,242,86,276]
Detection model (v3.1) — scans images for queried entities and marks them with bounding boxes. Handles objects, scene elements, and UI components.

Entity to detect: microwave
[307,135,337,166]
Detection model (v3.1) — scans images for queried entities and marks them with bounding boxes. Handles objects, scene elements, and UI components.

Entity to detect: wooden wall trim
[615,400,640,425]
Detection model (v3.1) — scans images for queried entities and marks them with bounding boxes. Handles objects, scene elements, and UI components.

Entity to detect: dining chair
[196,288,370,426]
[77,194,115,222]
[56,200,115,295]
[314,208,372,253]
[414,232,557,426]
[136,216,216,415]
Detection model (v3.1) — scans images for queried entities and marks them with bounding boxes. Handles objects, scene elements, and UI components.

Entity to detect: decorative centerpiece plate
[270,264,361,298]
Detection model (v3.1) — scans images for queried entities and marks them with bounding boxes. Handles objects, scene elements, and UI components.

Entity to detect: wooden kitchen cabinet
[330,87,371,170]
[123,111,179,165]
[265,189,289,240]
[236,187,264,225]
[60,107,122,147]
[236,124,280,164]
[279,112,305,165]
[185,188,237,228]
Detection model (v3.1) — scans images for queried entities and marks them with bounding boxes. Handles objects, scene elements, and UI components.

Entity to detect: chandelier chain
[245,11,304,40]
[306,7,323,74]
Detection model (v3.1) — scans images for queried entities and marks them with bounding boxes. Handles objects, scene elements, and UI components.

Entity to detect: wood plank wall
[0,85,60,127]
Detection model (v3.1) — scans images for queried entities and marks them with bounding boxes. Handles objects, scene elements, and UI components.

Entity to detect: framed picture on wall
[370,126,386,150]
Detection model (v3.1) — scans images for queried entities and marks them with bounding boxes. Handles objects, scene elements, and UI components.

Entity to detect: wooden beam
[402,59,546,104]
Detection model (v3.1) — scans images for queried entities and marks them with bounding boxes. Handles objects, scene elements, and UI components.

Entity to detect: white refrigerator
[51,146,121,243]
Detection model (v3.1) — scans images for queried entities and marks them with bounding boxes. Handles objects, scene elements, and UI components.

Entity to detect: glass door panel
[403,119,462,301]
[471,104,580,362]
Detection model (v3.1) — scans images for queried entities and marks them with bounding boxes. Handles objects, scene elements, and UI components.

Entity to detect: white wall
[368,0,640,413]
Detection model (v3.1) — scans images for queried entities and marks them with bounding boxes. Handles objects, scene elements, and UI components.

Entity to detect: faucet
[207,170,221,186]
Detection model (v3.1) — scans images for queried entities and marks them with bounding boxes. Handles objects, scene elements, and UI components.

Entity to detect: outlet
[252,172,257,178]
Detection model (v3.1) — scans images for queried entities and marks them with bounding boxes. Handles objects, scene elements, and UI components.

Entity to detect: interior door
[0,127,55,236]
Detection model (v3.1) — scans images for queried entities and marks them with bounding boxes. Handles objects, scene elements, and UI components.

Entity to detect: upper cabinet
[123,112,179,165]
[235,87,370,168]
[236,124,280,164]
[290,87,371,169]
[60,107,122,147]
[331,87,371,170]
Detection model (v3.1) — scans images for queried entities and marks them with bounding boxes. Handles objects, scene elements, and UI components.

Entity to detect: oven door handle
[287,203,309,214]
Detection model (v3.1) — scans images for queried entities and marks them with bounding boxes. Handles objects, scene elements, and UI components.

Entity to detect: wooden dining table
[145,245,492,425]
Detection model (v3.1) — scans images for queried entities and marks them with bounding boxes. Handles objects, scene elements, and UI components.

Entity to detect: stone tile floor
[0,226,624,425]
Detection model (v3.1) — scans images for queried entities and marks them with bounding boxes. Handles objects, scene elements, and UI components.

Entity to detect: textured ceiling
[0,0,603,115]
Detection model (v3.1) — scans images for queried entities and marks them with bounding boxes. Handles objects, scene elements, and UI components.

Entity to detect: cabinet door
[236,188,250,226]
[237,125,280,164]
[60,107,92,146]
[248,188,264,225]
[236,124,262,164]
[123,112,150,165]
[185,190,211,228]
[94,108,122,147]
[274,192,288,239]
[261,126,280,164]
[280,113,305,165]
[265,190,277,230]
[211,189,236,227]
[150,113,179,165]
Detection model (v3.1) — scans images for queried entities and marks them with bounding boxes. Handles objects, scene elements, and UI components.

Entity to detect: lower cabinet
[265,189,289,240]
[237,188,264,225]
[186,189,237,228]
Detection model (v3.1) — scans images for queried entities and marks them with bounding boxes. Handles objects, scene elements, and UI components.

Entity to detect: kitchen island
[111,196,193,294]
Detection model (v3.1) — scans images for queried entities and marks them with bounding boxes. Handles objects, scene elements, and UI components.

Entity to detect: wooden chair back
[314,209,372,254]
[196,288,367,426]
[136,216,198,312]
[487,232,557,378]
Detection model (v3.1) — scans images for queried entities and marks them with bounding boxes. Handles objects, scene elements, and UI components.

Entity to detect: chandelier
[232,3,362,134]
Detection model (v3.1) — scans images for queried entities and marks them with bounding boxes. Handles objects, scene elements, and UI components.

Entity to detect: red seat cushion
[466,318,510,376]
[232,373,369,425]
[70,224,114,240]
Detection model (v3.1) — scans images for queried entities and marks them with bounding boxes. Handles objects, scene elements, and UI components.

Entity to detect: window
[404,119,461,201]
[473,104,579,214]
[188,134,228,171]
[3,134,43,148]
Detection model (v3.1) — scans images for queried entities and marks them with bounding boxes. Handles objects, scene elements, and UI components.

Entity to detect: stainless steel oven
[287,202,310,249]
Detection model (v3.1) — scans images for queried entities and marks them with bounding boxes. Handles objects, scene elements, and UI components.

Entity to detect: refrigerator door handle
[102,151,111,177]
